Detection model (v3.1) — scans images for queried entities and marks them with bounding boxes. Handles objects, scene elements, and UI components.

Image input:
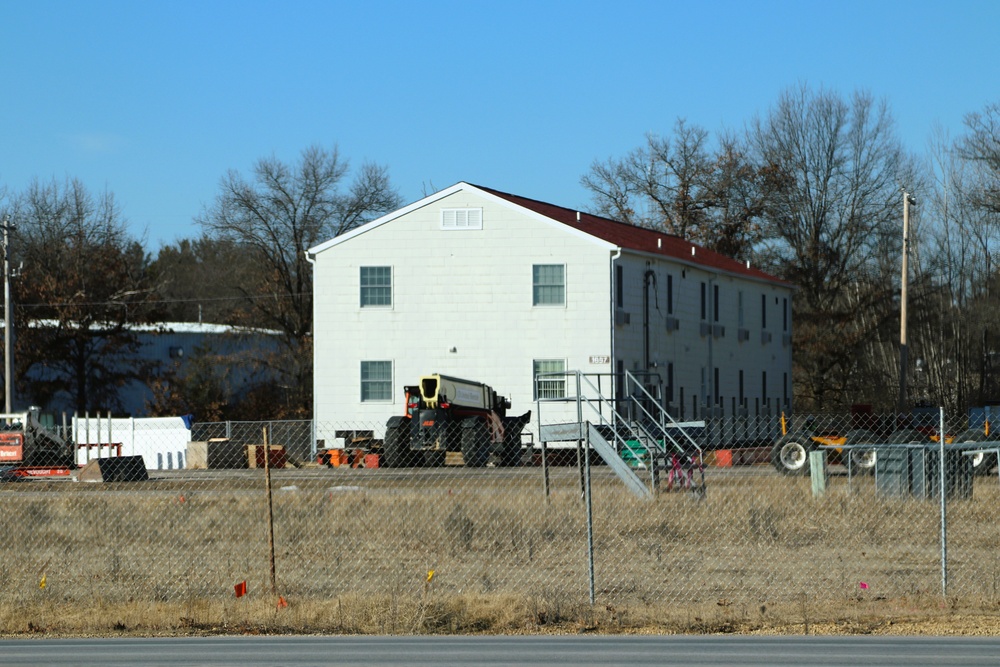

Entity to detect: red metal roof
[474,184,791,287]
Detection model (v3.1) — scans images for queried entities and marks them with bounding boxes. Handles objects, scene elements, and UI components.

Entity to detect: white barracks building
[308,182,793,440]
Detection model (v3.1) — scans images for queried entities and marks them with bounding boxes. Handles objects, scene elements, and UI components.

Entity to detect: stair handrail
[623,370,703,458]
[535,370,652,471]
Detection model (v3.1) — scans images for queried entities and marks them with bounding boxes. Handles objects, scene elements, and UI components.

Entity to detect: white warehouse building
[307,182,793,443]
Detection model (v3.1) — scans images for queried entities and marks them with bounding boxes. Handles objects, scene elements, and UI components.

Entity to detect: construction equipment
[383,374,531,468]
[960,408,999,476]
[770,414,877,476]
[0,407,75,478]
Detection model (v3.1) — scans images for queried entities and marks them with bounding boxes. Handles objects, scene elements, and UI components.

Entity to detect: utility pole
[899,192,915,413]
[2,215,14,413]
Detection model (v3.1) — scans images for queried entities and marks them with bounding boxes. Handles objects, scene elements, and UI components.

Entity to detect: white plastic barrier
[73,415,191,470]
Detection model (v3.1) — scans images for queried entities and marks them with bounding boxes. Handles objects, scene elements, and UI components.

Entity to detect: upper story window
[533,264,565,306]
[667,274,673,314]
[441,208,483,230]
[615,265,624,308]
[360,266,392,307]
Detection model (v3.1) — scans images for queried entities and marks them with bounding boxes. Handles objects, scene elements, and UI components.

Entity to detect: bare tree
[958,101,1000,213]
[198,144,402,416]
[9,178,158,413]
[581,119,766,258]
[749,85,914,409]
[149,237,252,324]
[906,126,1000,411]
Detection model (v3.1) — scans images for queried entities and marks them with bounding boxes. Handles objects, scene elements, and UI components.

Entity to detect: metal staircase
[536,370,705,499]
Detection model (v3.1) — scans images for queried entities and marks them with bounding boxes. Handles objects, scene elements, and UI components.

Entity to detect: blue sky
[2,0,997,249]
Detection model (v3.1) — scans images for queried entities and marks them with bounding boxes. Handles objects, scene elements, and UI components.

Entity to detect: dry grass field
[2,464,1000,637]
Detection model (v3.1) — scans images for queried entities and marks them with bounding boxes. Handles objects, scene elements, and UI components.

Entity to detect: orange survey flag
[277,596,288,609]
[234,581,247,598]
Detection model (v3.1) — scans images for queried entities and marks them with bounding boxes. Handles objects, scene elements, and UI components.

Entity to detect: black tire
[977,451,998,476]
[957,429,997,476]
[461,418,490,468]
[383,423,418,468]
[844,429,877,475]
[771,433,813,475]
[496,436,522,467]
[423,450,447,468]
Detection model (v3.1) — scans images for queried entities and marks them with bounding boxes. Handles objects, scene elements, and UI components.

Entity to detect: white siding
[312,183,795,447]
[313,189,614,440]
[607,252,793,421]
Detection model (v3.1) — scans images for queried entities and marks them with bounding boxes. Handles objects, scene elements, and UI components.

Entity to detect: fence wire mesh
[2,408,999,632]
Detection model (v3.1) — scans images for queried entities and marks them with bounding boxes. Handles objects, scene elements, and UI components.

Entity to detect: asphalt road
[2,635,998,667]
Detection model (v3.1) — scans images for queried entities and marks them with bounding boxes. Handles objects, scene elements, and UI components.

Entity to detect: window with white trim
[532,264,565,306]
[534,359,566,399]
[360,361,392,401]
[360,266,392,307]
[441,208,483,230]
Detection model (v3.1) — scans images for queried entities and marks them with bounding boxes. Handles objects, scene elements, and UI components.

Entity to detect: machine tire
[461,418,490,468]
[771,433,813,475]
[975,452,997,477]
[844,429,877,475]
[496,436,522,467]
[383,423,417,468]
[957,429,997,476]
[423,450,447,468]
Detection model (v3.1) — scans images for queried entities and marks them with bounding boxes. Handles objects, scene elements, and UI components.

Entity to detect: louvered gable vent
[441,208,483,230]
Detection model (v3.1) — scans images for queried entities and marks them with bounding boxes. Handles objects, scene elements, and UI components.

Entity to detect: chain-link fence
[2,407,999,633]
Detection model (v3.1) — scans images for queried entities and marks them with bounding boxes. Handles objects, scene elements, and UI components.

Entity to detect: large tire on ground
[843,429,877,475]
[383,423,418,468]
[957,429,997,476]
[771,433,813,475]
[461,418,490,468]
[423,450,447,468]
[496,436,522,467]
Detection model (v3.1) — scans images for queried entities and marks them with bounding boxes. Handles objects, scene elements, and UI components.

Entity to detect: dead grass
[2,466,1000,636]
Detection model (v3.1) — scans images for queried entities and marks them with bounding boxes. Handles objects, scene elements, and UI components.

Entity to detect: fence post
[939,407,948,598]
[577,372,595,605]
[263,426,277,595]
[85,411,90,463]
[809,450,827,497]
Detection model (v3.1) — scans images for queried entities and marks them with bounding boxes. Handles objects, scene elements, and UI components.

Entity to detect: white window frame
[360,266,392,308]
[441,208,483,230]
[532,264,566,306]
[534,359,567,399]
[360,360,393,402]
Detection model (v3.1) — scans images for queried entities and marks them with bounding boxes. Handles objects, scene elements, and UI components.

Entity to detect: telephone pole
[2,216,14,413]
[899,192,915,413]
